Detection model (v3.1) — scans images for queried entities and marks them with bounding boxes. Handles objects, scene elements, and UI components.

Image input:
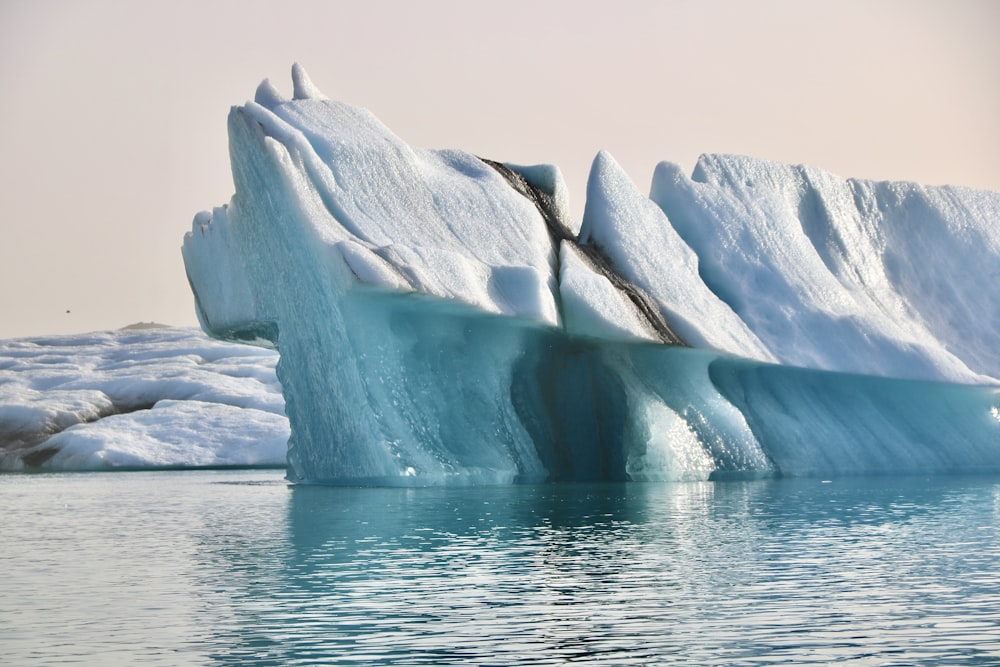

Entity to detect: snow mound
[0,328,287,471]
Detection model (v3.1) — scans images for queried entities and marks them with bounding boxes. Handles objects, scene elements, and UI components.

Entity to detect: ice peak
[254,79,287,107]
[579,150,624,245]
[291,63,325,100]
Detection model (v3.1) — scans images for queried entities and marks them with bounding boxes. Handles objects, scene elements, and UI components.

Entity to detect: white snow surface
[228,68,562,324]
[0,327,287,471]
[651,155,1000,383]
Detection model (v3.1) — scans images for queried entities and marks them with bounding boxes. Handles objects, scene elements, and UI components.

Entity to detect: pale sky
[1,0,997,339]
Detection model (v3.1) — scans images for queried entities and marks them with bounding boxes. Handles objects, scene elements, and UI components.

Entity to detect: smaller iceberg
[182,65,1000,485]
[0,327,287,471]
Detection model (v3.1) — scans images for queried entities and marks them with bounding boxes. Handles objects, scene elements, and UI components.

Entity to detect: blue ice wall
[288,289,1000,483]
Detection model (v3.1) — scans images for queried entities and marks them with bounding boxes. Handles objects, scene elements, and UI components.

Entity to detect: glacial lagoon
[3,469,999,665]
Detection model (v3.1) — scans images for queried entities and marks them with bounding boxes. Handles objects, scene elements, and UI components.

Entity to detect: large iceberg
[183,65,1000,485]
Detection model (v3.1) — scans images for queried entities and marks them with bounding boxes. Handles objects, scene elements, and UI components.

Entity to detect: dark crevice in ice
[480,157,573,332]
[480,158,575,242]
[572,239,688,346]
[481,157,687,347]
[20,446,60,467]
[1,430,54,464]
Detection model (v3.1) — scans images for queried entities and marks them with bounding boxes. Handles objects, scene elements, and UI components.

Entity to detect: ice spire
[253,79,286,107]
[291,62,325,100]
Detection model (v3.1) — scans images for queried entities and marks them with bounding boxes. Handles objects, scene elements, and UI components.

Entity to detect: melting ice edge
[116,65,1000,482]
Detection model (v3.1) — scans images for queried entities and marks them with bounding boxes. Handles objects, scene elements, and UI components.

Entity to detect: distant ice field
[0,326,287,471]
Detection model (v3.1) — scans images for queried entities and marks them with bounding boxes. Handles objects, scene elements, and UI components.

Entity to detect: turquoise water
[2,471,999,665]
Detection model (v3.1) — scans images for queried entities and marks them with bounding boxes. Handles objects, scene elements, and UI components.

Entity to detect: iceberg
[183,65,1000,485]
[0,326,287,471]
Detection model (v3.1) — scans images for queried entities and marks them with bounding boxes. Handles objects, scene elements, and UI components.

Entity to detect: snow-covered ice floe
[0,326,287,471]
[178,64,1000,485]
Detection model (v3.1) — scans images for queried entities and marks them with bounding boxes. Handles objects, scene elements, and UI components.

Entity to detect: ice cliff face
[183,65,1000,485]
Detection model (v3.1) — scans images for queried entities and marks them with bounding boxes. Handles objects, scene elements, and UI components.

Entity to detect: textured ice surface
[651,156,1000,383]
[0,327,287,471]
[182,65,1000,484]
[580,151,773,356]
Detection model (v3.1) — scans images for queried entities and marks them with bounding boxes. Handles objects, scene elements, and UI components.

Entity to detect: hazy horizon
[2,0,998,339]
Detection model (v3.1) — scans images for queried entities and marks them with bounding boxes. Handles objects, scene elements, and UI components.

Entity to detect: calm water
[2,470,999,665]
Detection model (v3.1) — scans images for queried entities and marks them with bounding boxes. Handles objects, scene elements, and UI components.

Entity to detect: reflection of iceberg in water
[183,64,1000,484]
[193,477,1000,663]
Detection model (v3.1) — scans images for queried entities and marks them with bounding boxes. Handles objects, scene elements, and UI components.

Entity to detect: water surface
[2,471,999,664]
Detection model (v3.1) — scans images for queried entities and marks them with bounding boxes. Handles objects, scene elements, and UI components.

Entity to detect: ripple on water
[2,472,999,665]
